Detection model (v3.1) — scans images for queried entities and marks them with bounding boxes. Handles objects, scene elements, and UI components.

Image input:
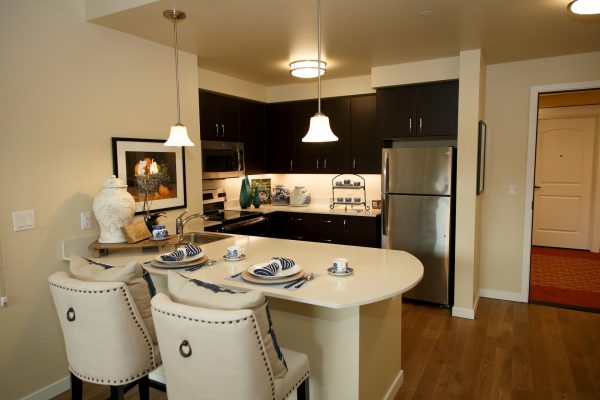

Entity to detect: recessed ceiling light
[568,0,600,15]
[419,10,433,16]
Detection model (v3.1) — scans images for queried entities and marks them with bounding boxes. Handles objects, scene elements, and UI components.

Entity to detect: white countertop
[102,234,423,309]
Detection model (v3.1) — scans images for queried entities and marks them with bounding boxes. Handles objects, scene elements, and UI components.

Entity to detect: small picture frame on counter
[371,200,381,210]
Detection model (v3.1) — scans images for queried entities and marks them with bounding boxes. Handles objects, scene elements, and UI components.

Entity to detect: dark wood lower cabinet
[265,212,380,248]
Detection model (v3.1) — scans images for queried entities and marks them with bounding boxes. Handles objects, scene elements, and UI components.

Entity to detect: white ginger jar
[93,175,135,243]
[290,186,311,207]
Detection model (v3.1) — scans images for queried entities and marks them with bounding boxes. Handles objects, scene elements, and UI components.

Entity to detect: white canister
[93,175,135,243]
[290,186,311,207]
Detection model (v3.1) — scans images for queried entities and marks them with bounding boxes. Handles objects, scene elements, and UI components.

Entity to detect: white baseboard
[451,291,480,319]
[384,369,404,400]
[22,375,69,400]
[480,289,527,303]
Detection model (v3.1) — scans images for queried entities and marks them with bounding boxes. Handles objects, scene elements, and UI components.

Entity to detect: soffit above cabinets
[87,0,600,86]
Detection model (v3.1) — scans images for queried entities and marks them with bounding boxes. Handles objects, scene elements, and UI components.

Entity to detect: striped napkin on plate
[252,262,280,277]
[271,257,295,270]
[161,249,185,262]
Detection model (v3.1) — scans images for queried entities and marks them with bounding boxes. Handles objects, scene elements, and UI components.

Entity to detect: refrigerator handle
[382,193,388,235]
[382,151,389,235]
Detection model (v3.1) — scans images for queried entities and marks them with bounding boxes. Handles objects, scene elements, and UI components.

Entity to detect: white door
[532,117,596,249]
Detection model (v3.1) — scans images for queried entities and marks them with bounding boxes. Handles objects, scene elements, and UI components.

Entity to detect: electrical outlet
[0,297,7,308]
[13,210,35,232]
[81,212,92,230]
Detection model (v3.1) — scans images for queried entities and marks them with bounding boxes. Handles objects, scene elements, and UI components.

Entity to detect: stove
[202,189,267,234]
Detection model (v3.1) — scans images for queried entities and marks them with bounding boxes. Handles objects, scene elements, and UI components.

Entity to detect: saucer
[327,266,353,276]
[150,236,169,241]
[223,254,246,261]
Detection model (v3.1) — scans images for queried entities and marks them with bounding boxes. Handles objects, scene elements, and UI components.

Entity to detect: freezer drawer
[382,147,453,195]
[382,194,451,305]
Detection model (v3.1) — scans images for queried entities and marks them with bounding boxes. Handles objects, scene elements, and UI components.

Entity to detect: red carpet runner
[529,246,600,311]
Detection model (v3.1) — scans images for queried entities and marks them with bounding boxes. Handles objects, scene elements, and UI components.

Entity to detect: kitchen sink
[181,231,232,245]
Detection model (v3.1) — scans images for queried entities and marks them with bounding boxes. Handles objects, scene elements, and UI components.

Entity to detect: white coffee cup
[227,246,244,258]
[332,258,348,273]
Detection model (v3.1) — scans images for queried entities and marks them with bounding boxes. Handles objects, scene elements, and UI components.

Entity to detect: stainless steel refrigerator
[381,147,455,306]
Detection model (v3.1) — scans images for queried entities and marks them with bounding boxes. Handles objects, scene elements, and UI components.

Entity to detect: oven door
[201,141,245,179]
[213,216,269,236]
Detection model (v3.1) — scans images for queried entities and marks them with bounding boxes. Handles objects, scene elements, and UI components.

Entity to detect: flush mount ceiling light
[289,60,327,78]
[568,0,600,14]
[302,0,338,143]
[163,9,195,147]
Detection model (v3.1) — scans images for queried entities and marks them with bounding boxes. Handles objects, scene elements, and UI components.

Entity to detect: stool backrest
[49,271,159,384]
[151,293,275,400]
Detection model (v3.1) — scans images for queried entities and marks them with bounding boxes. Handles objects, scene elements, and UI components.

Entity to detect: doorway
[529,89,600,311]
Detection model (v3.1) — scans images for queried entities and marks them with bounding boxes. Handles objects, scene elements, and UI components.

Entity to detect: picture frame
[112,137,186,214]
[477,121,487,195]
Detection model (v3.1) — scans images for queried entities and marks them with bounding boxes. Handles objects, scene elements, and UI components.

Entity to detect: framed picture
[112,137,186,214]
[477,121,487,195]
[251,178,272,204]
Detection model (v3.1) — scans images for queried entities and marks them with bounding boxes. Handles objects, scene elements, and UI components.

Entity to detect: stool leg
[138,376,150,400]
[110,385,125,400]
[297,377,309,400]
[69,372,83,400]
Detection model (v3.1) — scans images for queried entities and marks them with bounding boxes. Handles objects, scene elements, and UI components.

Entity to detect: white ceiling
[88,0,600,86]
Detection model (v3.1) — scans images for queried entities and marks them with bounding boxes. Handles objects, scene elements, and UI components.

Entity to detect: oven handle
[221,216,267,232]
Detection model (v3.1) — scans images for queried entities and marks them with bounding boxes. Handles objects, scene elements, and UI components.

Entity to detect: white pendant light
[290,60,327,78]
[568,0,600,14]
[163,9,195,147]
[302,0,338,143]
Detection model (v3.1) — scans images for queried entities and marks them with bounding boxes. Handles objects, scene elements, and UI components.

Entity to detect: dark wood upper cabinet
[350,94,381,174]
[292,100,318,173]
[321,97,351,174]
[199,90,240,141]
[239,99,267,175]
[266,102,296,173]
[377,80,458,139]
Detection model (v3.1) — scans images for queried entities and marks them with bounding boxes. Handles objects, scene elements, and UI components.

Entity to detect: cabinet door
[305,214,343,244]
[267,103,296,173]
[277,212,307,241]
[239,100,267,174]
[321,97,351,174]
[416,80,458,137]
[350,94,381,173]
[341,215,381,248]
[293,100,320,173]
[199,91,221,140]
[377,85,417,139]
[218,95,240,141]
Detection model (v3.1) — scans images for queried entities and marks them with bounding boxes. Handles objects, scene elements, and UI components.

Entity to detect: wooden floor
[52,298,600,400]
[396,298,600,400]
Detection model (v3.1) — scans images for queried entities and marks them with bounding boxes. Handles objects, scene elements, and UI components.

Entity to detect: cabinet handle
[321,239,333,243]
[316,159,319,170]
[322,220,332,223]
[215,123,219,136]
[409,118,412,133]
[419,117,422,133]
[324,158,327,169]
[352,158,356,170]
[290,159,293,171]
[221,124,225,137]
[343,219,347,229]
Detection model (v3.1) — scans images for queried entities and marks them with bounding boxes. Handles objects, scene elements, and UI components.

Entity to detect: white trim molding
[452,291,480,319]
[480,289,527,303]
[22,375,70,400]
[523,80,600,301]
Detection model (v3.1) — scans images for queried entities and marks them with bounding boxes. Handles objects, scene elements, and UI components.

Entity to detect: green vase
[239,176,252,209]
[252,186,261,208]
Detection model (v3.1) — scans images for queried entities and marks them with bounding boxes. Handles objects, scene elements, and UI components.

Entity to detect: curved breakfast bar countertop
[144,234,423,309]
[91,233,423,400]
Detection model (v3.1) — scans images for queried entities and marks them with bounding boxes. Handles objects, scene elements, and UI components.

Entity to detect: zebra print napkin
[161,249,185,262]
[184,244,202,257]
[271,257,295,270]
[253,262,280,277]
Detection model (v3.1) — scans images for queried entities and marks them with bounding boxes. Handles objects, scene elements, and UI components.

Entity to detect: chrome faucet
[176,208,210,244]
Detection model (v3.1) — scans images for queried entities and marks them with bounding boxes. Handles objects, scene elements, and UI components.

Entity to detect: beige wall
[480,51,600,299]
[0,1,201,398]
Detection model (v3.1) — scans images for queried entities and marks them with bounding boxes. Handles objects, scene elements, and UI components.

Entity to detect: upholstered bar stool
[151,293,310,400]
[49,272,162,400]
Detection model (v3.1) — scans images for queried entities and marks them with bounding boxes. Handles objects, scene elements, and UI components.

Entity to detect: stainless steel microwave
[201,141,245,179]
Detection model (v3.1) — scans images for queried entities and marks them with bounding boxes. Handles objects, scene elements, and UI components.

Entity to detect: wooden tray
[89,235,180,257]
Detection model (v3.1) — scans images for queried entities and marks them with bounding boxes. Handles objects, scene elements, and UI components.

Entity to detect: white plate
[327,266,353,276]
[248,263,301,280]
[155,250,204,265]
[223,254,246,261]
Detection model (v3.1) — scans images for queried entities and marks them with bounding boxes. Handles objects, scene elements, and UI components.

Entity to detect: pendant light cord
[173,14,181,125]
[317,0,322,114]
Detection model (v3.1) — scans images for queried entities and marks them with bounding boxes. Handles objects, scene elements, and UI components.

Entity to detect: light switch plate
[81,211,92,230]
[508,184,517,197]
[13,210,35,232]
